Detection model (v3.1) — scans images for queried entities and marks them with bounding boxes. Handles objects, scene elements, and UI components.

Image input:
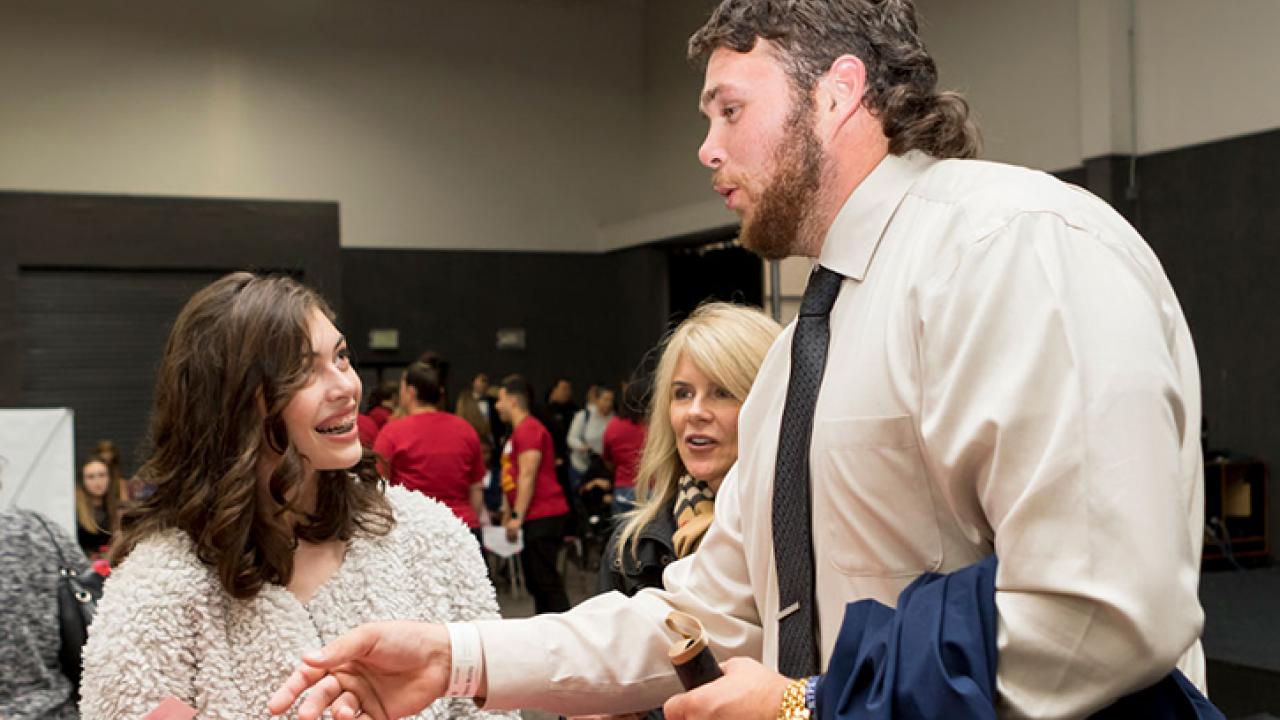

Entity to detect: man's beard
[738,101,826,260]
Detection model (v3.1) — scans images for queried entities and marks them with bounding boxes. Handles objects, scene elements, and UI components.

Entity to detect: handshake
[267,618,789,720]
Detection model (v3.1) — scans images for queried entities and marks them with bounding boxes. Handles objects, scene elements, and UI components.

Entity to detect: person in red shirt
[374,362,486,540]
[496,374,570,614]
[356,413,379,448]
[602,379,648,515]
[365,379,399,429]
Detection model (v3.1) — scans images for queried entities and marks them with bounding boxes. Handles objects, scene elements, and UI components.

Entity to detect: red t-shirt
[602,416,647,490]
[357,414,379,448]
[368,405,392,429]
[373,411,485,528]
[501,416,569,521]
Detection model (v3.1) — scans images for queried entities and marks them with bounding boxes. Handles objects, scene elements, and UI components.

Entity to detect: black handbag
[30,512,105,691]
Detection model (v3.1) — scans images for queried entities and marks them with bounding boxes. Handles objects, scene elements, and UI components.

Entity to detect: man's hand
[663,657,790,720]
[267,621,456,720]
[505,517,522,543]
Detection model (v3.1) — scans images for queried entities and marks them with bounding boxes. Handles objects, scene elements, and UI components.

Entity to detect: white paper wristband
[444,622,485,698]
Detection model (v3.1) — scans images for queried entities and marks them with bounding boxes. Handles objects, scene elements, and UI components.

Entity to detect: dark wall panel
[340,245,670,407]
[18,269,224,472]
[668,244,764,324]
[0,191,342,473]
[1133,129,1280,556]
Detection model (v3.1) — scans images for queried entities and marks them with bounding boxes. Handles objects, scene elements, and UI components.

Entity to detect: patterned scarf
[671,475,716,558]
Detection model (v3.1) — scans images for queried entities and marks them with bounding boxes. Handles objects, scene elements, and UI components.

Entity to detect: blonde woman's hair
[614,302,781,562]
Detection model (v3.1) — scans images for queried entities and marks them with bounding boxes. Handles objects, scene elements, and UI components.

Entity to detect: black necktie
[772,265,843,678]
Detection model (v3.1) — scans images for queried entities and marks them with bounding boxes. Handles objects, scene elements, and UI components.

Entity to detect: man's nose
[698,130,724,170]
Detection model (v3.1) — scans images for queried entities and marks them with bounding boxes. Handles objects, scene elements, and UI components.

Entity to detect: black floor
[1201,564,1280,717]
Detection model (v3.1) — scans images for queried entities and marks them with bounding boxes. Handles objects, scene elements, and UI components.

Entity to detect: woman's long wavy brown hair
[111,272,393,599]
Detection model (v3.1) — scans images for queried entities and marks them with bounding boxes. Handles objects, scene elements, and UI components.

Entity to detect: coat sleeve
[918,212,1204,718]
[79,545,200,719]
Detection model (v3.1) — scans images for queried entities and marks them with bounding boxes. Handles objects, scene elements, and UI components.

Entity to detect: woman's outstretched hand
[267,621,459,720]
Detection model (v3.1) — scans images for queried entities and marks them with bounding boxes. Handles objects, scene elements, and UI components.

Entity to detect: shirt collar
[817,150,936,280]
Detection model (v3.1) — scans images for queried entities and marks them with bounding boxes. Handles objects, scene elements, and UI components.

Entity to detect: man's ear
[816,54,869,134]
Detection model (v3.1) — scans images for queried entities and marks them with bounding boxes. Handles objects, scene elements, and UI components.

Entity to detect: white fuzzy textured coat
[80,486,518,720]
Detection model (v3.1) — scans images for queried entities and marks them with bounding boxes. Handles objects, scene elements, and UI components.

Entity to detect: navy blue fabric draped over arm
[817,556,1221,720]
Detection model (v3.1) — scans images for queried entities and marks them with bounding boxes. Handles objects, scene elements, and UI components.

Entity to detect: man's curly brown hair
[112,272,393,599]
[689,0,981,159]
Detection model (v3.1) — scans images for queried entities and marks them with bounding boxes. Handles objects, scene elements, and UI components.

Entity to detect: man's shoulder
[440,410,473,428]
[380,414,411,432]
[519,415,550,437]
[440,411,480,438]
[910,158,1112,239]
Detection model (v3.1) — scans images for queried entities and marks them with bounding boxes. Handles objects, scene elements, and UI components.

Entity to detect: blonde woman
[601,302,780,596]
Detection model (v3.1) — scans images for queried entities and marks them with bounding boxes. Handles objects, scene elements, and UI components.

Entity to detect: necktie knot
[799,266,843,317]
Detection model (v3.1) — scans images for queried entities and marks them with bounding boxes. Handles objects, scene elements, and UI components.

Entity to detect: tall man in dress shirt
[270,2,1206,719]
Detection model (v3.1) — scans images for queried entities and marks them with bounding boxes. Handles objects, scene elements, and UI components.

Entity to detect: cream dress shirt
[475,151,1206,719]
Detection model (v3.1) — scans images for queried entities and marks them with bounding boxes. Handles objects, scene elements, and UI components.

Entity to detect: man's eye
[722,105,739,120]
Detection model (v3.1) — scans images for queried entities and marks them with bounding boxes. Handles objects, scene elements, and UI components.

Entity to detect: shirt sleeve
[475,464,762,715]
[917,211,1203,718]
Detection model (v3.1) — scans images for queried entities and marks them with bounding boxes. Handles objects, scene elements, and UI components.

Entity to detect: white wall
[3,1,1278,253]
[0,0,645,252]
[918,0,1084,172]
[615,0,1280,250]
[1136,0,1280,155]
[598,0,734,251]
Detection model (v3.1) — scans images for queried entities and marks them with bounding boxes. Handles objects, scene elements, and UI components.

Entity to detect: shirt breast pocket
[814,414,942,577]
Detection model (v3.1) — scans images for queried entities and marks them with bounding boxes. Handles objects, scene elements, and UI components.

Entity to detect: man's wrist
[777,677,811,720]
[444,623,485,698]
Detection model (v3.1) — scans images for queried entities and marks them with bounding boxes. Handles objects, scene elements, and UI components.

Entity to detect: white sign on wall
[0,408,77,538]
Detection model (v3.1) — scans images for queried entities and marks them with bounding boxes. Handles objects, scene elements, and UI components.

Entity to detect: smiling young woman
[80,272,513,720]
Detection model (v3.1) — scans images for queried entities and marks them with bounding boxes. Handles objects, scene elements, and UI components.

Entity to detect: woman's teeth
[316,421,354,435]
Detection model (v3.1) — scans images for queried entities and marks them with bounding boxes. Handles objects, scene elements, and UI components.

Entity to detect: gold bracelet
[777,677,811,720]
